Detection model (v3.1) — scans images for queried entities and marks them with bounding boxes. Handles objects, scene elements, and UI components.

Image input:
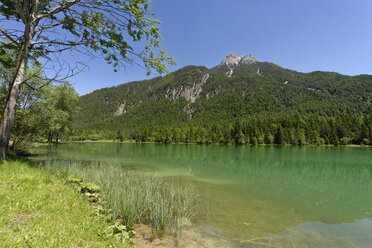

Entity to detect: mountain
[71,54,372,144]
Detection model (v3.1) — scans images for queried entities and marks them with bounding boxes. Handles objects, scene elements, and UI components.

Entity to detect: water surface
[34,143,372,247]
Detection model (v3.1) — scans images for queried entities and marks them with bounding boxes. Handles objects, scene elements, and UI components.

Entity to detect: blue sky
[71,0,372,95]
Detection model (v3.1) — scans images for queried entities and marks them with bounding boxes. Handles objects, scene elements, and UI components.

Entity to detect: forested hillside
[71,54,372,145]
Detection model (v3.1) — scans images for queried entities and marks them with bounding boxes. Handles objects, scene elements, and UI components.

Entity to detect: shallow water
[33,143,372,247]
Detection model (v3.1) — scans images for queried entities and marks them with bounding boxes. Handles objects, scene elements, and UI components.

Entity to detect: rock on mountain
[219,53,259,67]
[73,53,372,132]
[219,53,259,77]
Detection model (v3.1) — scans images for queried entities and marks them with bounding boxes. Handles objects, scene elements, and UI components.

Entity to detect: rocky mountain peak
[219,53,242,67]
[240,54,259,64]
[219,53,259,67]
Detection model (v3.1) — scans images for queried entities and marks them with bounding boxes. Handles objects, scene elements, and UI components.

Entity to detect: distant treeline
[72,62,372,145]
[69,114,372,146]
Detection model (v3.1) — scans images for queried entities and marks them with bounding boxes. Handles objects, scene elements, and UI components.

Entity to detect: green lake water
[33,143,372,247]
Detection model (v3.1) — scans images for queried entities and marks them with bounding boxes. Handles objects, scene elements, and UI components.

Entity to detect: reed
[34,159,198,237]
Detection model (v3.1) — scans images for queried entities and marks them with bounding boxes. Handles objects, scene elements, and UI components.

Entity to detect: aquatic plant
[35,159,198,237]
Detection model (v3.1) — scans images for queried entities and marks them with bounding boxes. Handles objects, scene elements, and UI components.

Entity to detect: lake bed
[33,143,372,247]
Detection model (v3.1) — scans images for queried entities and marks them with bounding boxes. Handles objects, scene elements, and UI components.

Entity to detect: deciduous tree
[0,0,174,161]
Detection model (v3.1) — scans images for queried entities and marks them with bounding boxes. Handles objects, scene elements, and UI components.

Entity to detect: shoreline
[39,140,372,148]
[1,158,187,247]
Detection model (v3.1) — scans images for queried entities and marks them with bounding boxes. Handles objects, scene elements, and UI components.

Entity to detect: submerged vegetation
[31,143,372,247]
[2,0,371,246]
[35,159,199,237]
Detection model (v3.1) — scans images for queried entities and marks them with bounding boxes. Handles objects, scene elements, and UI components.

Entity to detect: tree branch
[31,40,87,46]
[36,0,81,21]
[0,27,19,45]
[12,0,28,23]
[35,22,63,34]
[23,80,50,91]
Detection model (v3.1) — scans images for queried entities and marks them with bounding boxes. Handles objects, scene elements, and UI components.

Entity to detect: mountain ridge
[72,54,372,142]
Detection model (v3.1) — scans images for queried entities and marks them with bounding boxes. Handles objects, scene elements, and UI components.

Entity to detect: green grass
[36,159,199,237]
[0,160,129,247]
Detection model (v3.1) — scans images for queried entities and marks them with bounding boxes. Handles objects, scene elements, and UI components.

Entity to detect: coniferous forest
[70,58,372,146]
[129,114,372,146]
[3,1,372,247]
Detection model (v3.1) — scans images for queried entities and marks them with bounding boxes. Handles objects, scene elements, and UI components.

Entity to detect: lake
[33,143,372,247]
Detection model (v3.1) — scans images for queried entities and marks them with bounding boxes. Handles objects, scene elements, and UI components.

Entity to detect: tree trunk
[0,81,23,161]
[0,39,31,162]
[48,131,53,143]
[55,133,59,144]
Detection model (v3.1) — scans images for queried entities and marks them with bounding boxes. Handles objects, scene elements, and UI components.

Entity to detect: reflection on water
[33,143,372,247]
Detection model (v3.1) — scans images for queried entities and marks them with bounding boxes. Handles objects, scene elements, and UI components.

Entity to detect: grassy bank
[0,160,129,247]
[35,159,198,238]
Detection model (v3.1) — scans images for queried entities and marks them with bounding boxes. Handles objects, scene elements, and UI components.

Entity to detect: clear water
[33,143,372,247]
